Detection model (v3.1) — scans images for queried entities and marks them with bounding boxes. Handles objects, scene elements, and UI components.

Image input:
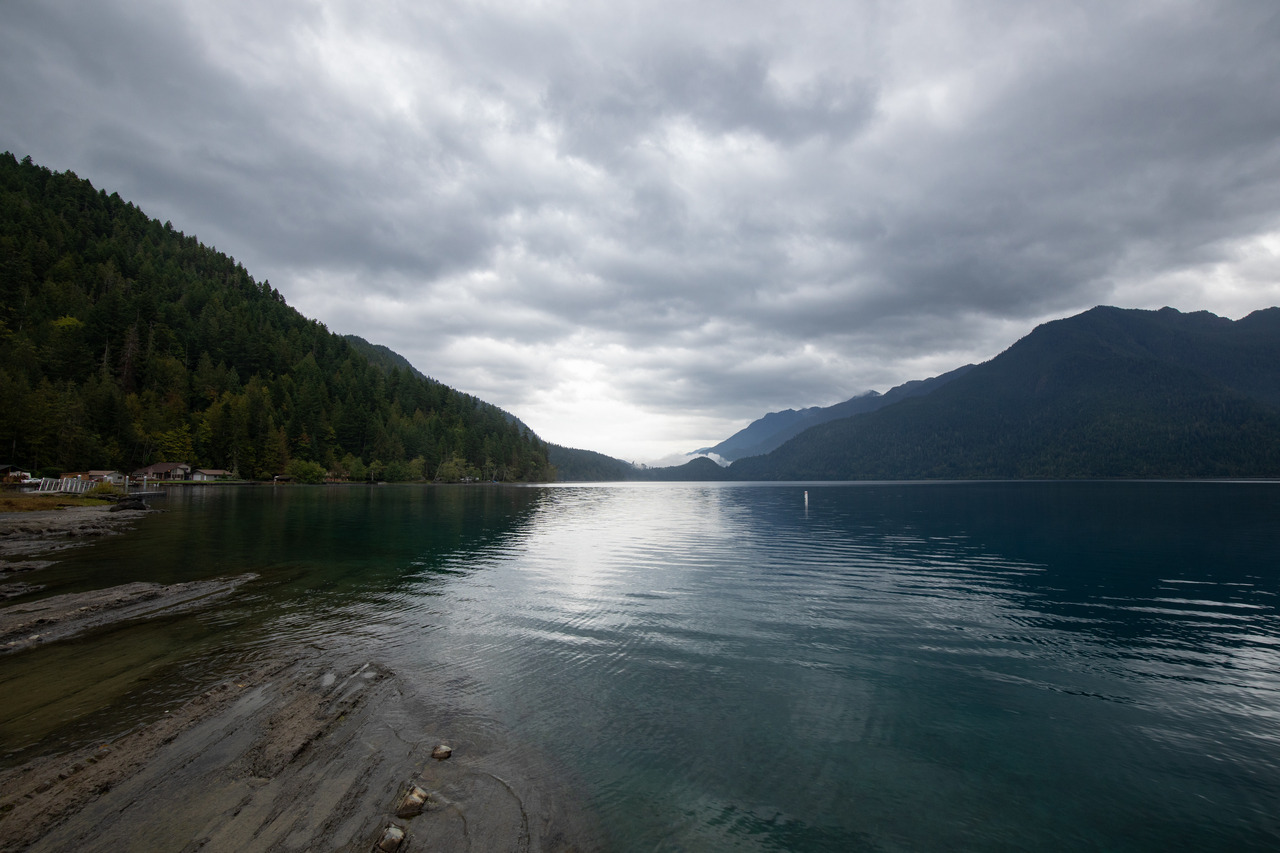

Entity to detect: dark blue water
[4,482,1280,851]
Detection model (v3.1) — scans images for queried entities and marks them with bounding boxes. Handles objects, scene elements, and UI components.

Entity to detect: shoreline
[0,654,597,851]
[0,503,601,851]
[0,503,151,561]
[0,504,155,601]
[0,575,256,654]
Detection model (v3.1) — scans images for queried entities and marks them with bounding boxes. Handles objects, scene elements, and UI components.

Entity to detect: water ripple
[14,482,1279,851]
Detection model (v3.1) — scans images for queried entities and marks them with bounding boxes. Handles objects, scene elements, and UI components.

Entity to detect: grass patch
[0,494,113,513]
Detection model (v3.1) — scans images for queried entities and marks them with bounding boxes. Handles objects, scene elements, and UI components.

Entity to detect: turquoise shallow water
[3,481,1280,851]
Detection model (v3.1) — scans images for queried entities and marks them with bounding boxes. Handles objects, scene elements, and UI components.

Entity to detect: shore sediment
[0,503,598,851]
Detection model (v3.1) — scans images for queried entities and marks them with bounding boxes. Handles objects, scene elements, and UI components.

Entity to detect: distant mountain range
[695,364,975,462]
[732,306,1280,479]
[556,305,1280,481]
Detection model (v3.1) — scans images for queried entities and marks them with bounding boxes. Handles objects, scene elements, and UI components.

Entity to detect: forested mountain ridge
[0,152,554,482]
[698,364,975,462]
[549,306,1280,482]
[730,305,1280,480]
[344,334,430,382]
[547,443,640,482]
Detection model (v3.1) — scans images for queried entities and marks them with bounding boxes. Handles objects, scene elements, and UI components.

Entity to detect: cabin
[131,462,192,481]
[89,470,127,486]
[0,464,33,482]
[192,469,232,482]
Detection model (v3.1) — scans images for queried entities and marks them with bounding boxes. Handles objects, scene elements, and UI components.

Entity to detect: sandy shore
[0,505,600,851]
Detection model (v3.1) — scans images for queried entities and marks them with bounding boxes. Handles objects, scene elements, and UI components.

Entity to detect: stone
[431,744,452,760]
[374,824,405,852]
[396,785,429,818]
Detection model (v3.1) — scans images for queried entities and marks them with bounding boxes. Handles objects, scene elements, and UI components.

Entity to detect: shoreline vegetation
[0,502,598,851]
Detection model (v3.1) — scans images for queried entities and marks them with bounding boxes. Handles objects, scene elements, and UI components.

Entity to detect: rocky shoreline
[0,575,256,654]
[0,655,593,851]
[0,504,152,577]
[0,503,158,610]
[0,504,599,851]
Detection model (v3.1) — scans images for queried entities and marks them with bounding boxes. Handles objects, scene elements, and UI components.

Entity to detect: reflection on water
[3,482,1280,851]
[0,485,546,759]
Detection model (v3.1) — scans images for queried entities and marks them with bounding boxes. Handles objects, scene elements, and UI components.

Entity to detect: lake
[4,481,1280,851]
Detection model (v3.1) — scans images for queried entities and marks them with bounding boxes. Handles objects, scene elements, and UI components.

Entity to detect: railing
[36,477,96,494]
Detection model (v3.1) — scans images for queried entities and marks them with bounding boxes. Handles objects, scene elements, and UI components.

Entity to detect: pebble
[374,824,405,852]
[396,785,430,818]
[431,744,452,760]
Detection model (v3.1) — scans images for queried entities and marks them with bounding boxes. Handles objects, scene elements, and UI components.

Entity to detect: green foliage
[336,452,368,482]
[285,458,327,484]
[432,453,472,483]
[381,458,420,482]
[0,153,554,481]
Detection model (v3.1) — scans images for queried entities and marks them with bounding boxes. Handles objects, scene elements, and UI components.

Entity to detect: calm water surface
[3,481,1280,851]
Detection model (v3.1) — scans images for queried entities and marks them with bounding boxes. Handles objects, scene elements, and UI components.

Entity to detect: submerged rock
[0,582,44,600]
[374,824,405,851]
[396,784,430,818]
[0,575,256,654]
[431,744,452,760]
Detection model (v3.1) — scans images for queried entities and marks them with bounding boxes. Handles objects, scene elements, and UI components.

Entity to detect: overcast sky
[4,0,1280,462]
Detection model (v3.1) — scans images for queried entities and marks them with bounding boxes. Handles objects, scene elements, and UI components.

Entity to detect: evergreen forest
[0,153,555,482]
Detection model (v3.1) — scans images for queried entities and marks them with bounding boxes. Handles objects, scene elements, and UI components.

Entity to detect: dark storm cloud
[2,0,502,282]
[4,0,1280,458]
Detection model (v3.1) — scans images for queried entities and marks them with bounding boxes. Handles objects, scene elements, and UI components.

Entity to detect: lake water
[4,481,1280,851]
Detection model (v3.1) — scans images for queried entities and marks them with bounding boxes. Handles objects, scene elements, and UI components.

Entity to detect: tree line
[0,152,555,482]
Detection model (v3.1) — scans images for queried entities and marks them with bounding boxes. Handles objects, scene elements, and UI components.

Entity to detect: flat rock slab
[0,581,45,600]
[0,575,256,653]
[0,658,598,852]
[0,506,149,561]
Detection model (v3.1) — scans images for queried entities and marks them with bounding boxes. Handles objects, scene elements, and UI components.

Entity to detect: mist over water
[4,482,1280,851]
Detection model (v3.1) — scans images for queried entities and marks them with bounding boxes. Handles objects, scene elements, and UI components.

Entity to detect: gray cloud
[4,0,1280,460]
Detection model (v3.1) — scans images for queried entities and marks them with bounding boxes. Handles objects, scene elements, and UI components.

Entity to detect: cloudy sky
[4,0,1280,462]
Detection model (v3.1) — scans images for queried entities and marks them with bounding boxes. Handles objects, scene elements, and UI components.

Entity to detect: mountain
[0,153,554,482]
[642,455,732,481]
[348,333,542,437]
[344,334,430,382]
[693,400,866,461]
[699,364,975,461]
[548,444,639,482]
[730,306,1280,480]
